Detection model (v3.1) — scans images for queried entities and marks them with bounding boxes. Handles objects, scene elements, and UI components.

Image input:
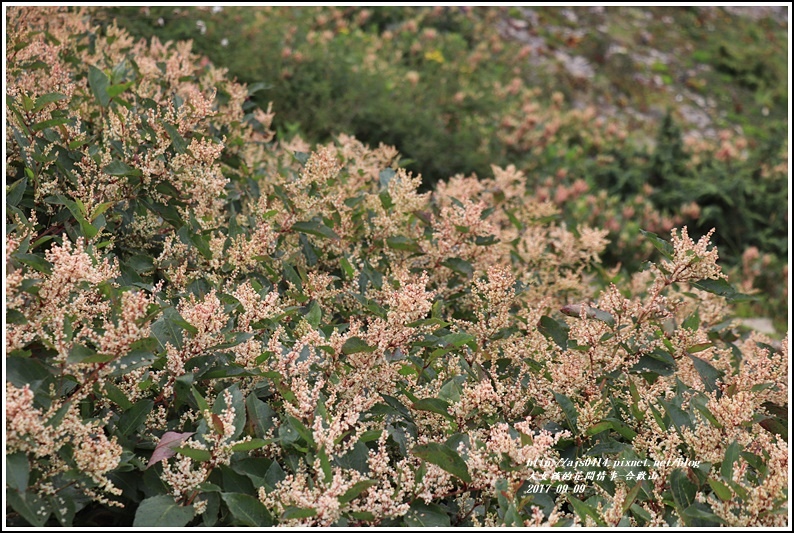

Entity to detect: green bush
[5,7,788,528]
[97,6,788,316]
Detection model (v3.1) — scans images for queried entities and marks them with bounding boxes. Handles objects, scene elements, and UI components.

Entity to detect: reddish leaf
[146,431,195,469]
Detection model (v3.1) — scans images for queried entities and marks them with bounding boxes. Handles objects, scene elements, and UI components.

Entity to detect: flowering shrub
[100,6,789,321]
[5,7,788,527]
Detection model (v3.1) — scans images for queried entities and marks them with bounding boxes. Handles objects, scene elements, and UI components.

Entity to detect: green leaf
[103,160,141,177]
[441,332,475,348]
[341,337,376,355]
[538,316,568,350]
[411,398,453,421]
[639,229,674,260]
[281,506,317,520]
[174,446,212,462]
[707,479,732,502]
[104,382,133,410]
[6,177,27,207]
[212,384,246,441]
[304,300,321,328]
[687,354,724,394]
[691,278,755,302]
[7,490,49,526]
[441,257,473,278]
[88,65,111,107]
[403,501,451,527]
[116,399,154,436]
[379,168,396,189]
[15,253,52,275]
[412,442,471,483]
[553,392,579,433]
[680,502,725,526]
[107,80,135,99]
[585,420,613,436]
[339,256,355,279]
[386,235,420,252]
[622,482,643,515]
[292,220,339,240]
[230,439,272,452]
[721,441,740,481]
[221,492,273,526]
[133,495,195,527]
[338,480,378,504]
[567,494,605,526]
[6,453,30,493]
[31,117,69,132]
[245,394,276,439]
[670,468,696,509]
[32,92,67,113]
[660,399,693,432]
[161,121,188,154]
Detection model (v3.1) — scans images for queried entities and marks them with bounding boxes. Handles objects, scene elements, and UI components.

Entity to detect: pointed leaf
[147,431,195,469]
[412,442,471,483]
[221,492,273,526]
[133,495,195,527]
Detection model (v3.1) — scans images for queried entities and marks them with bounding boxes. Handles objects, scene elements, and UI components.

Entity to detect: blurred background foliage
[94,5,789,329]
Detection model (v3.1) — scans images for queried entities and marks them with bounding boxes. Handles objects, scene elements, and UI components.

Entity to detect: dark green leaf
[660,399,693,432]
[304,300,321,328]
[212,384,246,440]
[117,399,154,436]
[6,177,27,207]
[538,316,569,350]
[7,490,48,526]
[687,354,724,393]
[161,121,188,153]
[341,336,376,355]
[281,506,317,520]
[411,398,453,421]
[6,453,30,493]
[103,160,141,177]
[379,168,396,189]
[691,278,755,302]
[554,392,579,433]
[585,420,613,436]
[441,257,473,277]
[14,253,52,275]
[386,235,420,252]
[174,447,212,462]
[441,332,475,348]
[292,220,339,240]
[88,65,110,107]
[403,501,451,527]
[338,480,377,504]
[721,441,740,481]
[221,492,273,526]
[104,382,133,410]
[412,442,471,483]
[133,495,195,527]
[670,468,696,509]
[680,502,725,526]
[567,495,604,526]
[707,479,732,502]
[31,117,69,132]
[639,229,674,260]
[230,439,272,452]
[32,92,67,113]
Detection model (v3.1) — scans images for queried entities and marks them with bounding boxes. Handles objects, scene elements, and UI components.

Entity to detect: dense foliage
[5,7,789,528]
[100,6,789,278]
